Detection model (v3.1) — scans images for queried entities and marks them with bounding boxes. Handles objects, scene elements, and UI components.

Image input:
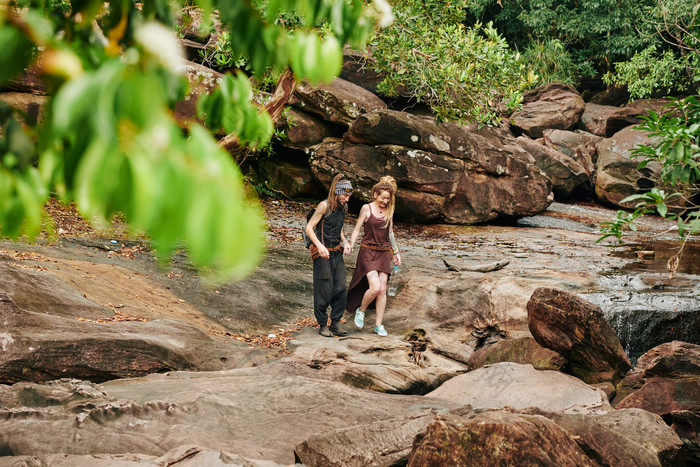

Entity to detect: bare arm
[306,201,330,259]
[389,227,401,266]
[350,204,370,250]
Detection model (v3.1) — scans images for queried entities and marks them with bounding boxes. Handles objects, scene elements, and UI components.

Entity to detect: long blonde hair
[326,173,346,215]
[372,175,397,229]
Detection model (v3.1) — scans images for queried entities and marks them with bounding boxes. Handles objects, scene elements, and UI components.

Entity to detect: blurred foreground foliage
[0,0,380,282]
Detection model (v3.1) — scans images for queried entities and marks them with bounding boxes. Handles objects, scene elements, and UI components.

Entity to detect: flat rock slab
[426,362,611,414]
[0,370,462,464]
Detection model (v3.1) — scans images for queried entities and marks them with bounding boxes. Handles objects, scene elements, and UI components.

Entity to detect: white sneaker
[374,325,387,337]
[354,308,365,328]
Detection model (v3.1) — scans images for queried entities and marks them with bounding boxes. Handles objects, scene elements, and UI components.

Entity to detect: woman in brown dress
[347,176,401,336]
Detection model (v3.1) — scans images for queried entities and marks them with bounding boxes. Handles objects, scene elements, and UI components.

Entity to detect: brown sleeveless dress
[346,204,393,313]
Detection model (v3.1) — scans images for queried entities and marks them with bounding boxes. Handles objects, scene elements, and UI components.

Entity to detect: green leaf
[0,25,34,87]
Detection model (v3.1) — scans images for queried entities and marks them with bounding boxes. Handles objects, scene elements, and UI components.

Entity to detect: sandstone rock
[426,362,611,414]
[467,336,567,371]
[294,410,454,467]
[544,408,684,466]
[0,371,461,464]
[542,128,603,160]
[316,110,551,223]
[510,83,586,138]
[594,126,685,209]
[516,136,590,198]
[0,92,47,125]
[340,47,385,95]
[257,155,323,198]
[577,102,645,137]
[2,65,47,95]
[276,107,335,149]
[173,60,222,129]
[0,444,288,466]
[290,78,387,126]
[613,341,700,463]
[257,327,466,394]
[407,410,597,466]
[527,287,631,385]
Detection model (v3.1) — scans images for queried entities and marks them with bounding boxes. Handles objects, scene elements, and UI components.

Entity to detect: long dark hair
[326,174,347,216]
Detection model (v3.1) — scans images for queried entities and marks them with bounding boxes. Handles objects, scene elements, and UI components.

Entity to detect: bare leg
[359,270,381,311]
[374,271,389,326]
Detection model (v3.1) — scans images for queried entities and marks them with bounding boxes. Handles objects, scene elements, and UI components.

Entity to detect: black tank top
[317,202,346,247]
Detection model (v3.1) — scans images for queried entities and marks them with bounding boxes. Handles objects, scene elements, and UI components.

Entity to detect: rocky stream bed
[0,199,698,465]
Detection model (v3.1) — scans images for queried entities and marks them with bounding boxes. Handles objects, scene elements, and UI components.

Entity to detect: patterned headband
[335,180,353,195]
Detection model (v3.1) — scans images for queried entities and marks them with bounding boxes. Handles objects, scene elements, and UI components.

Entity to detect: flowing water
[520,202,700,364]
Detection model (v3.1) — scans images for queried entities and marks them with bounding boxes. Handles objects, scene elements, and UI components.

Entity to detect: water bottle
[387,265,399,297]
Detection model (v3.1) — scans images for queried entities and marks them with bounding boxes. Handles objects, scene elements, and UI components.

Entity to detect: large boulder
[543,408,685,466]
[516,136,590,198]
[467,336,567,371]
[339,47,386,95]
[577,100,669,137]
[173,60,222,129]
[256,155,324,198]
[510,83,586,138]
[407,411,598,466]
[593,126,695,209]
[527,287,632,385]
[578,102,647,138]
[312,109,551,224]
[613,341,700,463]
[426,362,611,414]
[275,107,335,149]
[290,78,387,126]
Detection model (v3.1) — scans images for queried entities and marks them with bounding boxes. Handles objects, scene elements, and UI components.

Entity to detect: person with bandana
[305,174,354,337]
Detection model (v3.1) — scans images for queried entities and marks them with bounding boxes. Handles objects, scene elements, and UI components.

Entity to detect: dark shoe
[319,325,332,337]
[329,322,348,336]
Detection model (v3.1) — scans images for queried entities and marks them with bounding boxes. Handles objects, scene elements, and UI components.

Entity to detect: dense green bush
[370,0,535,125]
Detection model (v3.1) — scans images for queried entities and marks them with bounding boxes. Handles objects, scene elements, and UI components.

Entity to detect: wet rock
[527,287,631,385]
[319,110,551,223]
[516,136,590,198]
[467,336,567,371]
[290,78,387,126]
[510,83,585,138]
[585,278,700,363]
[613,341,700,463]
[407,410,597,466]
[426,362,611,414]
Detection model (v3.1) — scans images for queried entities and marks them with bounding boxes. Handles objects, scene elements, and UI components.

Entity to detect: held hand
[343,243,352,255]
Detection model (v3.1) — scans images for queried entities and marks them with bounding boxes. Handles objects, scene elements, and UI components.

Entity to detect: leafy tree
[368,0,536,125]
[0,0,380,282]
[465,0,657,81]
[604,0,699,98]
